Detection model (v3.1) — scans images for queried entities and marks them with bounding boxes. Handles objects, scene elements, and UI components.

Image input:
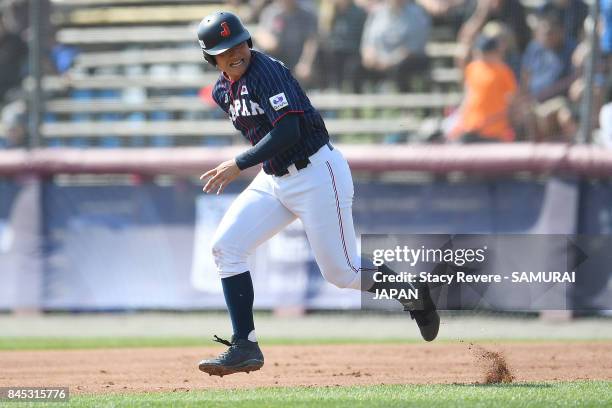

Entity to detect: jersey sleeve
[251,58,307,126]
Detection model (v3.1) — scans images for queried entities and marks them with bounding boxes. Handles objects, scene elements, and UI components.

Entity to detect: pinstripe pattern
[212,51,329,175]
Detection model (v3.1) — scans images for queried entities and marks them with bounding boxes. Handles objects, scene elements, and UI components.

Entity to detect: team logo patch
[241,85,248,96]
[270,93,289,111]
[220,22,231,38]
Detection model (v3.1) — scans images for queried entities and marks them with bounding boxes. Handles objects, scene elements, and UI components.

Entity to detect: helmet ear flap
[203,50,217,66]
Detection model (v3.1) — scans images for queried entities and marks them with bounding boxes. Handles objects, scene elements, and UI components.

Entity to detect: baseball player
[196,11,440,377]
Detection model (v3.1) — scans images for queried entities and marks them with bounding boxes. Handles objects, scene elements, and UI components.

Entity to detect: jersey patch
[240,85,249,96]
[270,93,289,111]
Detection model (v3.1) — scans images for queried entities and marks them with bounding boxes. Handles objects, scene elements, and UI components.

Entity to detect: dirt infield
[1,342,610,395]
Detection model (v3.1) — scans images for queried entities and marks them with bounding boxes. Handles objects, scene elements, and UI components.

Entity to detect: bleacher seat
[39,0,483,147]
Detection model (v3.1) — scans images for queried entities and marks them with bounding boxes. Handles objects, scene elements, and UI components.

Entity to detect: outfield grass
[8,382,610,408]
[0,336,609,351]
[0,336,420,350]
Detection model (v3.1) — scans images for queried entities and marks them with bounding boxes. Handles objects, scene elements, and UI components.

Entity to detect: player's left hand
[200,159,241,195]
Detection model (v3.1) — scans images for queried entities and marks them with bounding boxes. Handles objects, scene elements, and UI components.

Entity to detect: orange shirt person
[451,35,517,142]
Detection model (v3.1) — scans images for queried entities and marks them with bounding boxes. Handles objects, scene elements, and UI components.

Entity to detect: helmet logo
[220,22,231,38]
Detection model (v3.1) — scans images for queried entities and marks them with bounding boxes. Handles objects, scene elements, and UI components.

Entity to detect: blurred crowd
[0,0,611,147]
[0,0,73,147]
[227,0,612,144]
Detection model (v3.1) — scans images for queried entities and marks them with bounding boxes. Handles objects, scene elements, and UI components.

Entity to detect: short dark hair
[474,35,500,53]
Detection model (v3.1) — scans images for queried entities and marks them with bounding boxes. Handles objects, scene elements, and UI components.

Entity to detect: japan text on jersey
[212,51,329,175]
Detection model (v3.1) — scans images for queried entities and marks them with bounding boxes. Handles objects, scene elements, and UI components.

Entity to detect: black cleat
[198,335,264,377]
[404,284,440,342]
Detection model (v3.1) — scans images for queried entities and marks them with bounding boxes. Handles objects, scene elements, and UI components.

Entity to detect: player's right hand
[200,159,241,195]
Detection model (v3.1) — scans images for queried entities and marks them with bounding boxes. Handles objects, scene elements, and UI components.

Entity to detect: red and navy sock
[221,271,255,341]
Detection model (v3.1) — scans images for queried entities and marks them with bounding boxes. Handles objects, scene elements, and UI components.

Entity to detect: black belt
[275,142,334,177]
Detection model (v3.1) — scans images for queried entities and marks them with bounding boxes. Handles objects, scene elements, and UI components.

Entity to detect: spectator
[458,0,530,67]
[225,0,316,22]
[538,0,588,45]
[1,0,50,37]
[482,21,521,78]
[449,35,518,143]
[317,0,367,91]
[224,0,263,23]
[226,0,277,23]
[521,10,576,102]
[0,18,27,103]
[1,96,26,148]
[521,11,579,141]
[254,0,319,83]
[2,0,53,49]
[359,0,431,92]
[416,0,470,32]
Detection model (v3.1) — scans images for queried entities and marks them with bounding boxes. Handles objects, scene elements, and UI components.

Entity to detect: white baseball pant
[211,144,365,290]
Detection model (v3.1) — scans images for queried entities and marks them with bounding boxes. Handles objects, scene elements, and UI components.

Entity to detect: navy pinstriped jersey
[211,50,329,175]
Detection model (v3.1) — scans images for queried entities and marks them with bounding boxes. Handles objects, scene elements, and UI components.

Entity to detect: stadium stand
[2,0,600,148]
[21,0,473,147]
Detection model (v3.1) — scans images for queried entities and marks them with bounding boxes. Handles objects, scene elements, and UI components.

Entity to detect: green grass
[0,336,423,350]
[7,382,611,408]
[0,336,609,351]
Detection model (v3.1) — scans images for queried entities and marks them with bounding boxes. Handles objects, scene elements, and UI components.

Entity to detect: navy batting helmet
[197,11,252,66]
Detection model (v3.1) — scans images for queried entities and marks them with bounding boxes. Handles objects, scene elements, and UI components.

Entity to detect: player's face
[216,42,251,80]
